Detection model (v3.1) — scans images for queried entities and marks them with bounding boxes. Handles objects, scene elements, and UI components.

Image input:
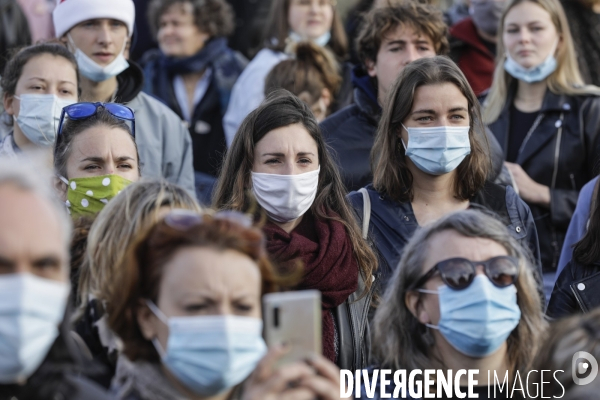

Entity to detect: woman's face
[503,2,560,69]
[144,246,262,352]
[157,2,209,58]
[65,125,140,181]
[252,123,320,175]
[288,0,334,41]
[400,82,470,145]
[408,230,511,350]
[4,53,78,117]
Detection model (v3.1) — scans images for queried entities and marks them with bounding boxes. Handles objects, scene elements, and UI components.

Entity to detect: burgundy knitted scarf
[262,211,359,363]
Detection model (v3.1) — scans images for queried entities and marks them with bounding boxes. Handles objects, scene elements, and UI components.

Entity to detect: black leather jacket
[547,259,600,318]
[487,88,600,273]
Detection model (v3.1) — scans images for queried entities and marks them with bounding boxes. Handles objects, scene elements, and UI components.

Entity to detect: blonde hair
[372,210,546,375]
[483,0,600,124]
[76,179,201,311]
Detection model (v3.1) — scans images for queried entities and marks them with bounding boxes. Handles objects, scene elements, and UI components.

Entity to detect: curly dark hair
[148,0,235,39]
[356,2,449,68]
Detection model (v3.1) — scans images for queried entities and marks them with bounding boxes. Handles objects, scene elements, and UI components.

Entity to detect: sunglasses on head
[409,256,520,291]
[164,209,253,231]
[55,102,135,155]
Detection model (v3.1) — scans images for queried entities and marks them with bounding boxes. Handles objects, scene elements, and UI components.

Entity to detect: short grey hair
[372,209,546,374]
[0,154,72,251]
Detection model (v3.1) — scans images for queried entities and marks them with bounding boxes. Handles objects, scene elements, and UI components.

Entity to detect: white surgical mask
[13,94,76,146]
[503,40,559,83]
[251,167,320,223]
[401,124,471,175]
[0,273,70,383]
[288,31,331,47]
[68,35,129,82]
[147,301,266,396]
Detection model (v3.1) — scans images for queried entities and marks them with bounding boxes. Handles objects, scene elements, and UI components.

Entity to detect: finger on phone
[299,375,341,400]
[262,362,316,393]
[306,354,340,383]
[254,344,289,381]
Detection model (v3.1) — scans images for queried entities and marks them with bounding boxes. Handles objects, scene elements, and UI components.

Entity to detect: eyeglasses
[409,256,520,291]
[164,209,253,231]
[55,102,135,154]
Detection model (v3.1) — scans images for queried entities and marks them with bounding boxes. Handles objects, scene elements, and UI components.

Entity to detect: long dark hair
[573,178,600,265]
[371,56,490,203]
[213,90,377,292]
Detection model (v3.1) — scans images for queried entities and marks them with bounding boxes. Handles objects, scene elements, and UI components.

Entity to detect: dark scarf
[262,211,358,363]
[149,37,231,114]
[561,0,600,86]
[160,37,228,75]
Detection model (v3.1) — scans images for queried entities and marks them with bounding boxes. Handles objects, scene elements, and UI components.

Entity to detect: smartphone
[263,290,322,366]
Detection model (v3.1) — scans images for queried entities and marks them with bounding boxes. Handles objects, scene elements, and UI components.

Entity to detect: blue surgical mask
[0,274,70,383]
[68,35,129,82]
[288,31,332,47]
[14,94,76,146]
[504,43,558,83]
[147,301,267,396]
[420,275,521,358]
[401,124,471,175]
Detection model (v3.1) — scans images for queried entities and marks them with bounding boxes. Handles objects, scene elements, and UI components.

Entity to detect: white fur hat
[53,0,136,38]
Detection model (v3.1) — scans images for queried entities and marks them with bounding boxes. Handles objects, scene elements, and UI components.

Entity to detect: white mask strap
[426,323,440,330]
[145,299,170,325]
[59,176,69,186]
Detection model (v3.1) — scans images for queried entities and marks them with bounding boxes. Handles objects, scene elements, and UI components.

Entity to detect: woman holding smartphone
[108,210,344,400]
[483,0,600,295]
[214,90,378,371]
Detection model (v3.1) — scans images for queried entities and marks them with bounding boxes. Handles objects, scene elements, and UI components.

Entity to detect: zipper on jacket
[517,113,545,159]
[570,284,588,312]
[551,114,565,189]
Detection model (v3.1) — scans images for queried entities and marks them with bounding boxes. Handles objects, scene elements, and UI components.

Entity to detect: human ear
[53,176,68,202]
[3,92,15,116]
[405,291,431,325]
[136,301,159,340]
[365,58,377,78]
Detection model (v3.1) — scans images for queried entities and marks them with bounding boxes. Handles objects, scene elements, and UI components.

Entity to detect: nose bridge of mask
[402,123,470,148]
[438,275,517,324]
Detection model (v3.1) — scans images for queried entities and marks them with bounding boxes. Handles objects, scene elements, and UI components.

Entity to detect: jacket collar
[352,66,381,124]
[116,60,145,104]
[493,84,573,165]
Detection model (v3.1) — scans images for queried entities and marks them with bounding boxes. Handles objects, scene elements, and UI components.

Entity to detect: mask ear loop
[145,300,169,359]
[416,288,440,330]
[400,124,409,150]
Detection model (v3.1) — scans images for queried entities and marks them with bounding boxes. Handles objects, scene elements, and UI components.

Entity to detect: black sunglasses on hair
[54,102,135,155]
[408,256,520,291]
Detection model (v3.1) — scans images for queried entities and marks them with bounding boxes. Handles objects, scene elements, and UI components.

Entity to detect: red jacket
[450,18,495,96]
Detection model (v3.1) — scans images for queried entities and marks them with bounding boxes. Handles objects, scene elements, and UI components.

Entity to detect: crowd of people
[2,0,600,398]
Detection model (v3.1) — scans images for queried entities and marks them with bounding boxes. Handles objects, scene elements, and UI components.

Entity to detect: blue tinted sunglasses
[55,102,135,154]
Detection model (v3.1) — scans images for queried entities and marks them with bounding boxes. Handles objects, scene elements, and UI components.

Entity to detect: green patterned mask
[60,174,132,218]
